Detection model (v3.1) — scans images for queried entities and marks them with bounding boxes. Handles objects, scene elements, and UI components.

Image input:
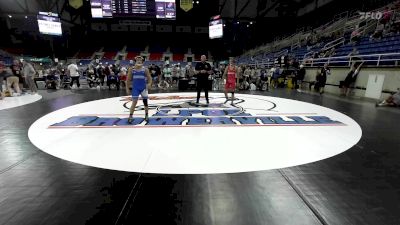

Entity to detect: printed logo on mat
[49,95,345,128]
[28,93,362,174]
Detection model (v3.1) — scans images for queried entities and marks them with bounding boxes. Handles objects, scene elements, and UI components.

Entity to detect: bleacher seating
[173,54,185,61]
[119,60,130,66]
[149,53,163,61]
[76,51,94,59]
[103,52,117,60]
[171,47,187,54]
[238,0,400,69]
[100,59,116,65]
[126,46,145,52]
[149,45,167,53]
[126,52,139,60]
[78,59,92,66]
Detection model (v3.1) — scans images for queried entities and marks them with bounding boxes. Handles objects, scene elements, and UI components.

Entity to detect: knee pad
[143,99,148,107]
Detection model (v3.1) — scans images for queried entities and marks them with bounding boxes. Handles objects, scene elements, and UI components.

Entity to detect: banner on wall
[69,0,83,9]
[180,0,193,12]
[23,57,52,64]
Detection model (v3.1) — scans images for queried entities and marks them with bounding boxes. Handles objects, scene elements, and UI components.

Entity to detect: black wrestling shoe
[144,115,149,122]
[128,117,133,124]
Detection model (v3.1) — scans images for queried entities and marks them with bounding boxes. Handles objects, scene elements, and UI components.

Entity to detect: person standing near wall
[341,61,364,97]
[318,63,331,95]
[296,64,306,92]
[22,59,38,94]
[67,61,80,89]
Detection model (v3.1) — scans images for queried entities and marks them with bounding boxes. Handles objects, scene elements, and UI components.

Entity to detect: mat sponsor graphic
[49,95,345,128]
[28,93,362,174]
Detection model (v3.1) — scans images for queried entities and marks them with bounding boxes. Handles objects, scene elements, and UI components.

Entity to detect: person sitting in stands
[381,7,393,25]
[351,26,362,44]
[376,89,400,107]
[370,23,385,41]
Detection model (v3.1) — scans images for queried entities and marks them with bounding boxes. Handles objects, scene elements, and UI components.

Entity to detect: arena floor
[0,88,399,225]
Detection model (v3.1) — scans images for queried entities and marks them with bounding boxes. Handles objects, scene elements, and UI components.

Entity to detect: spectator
[296,64,306,92]
[309,68,321,92]
[87,65,95,77]
[318,63,331,95]
[22,59,37,94]
[341,61,364,96]
[59,63,66,81]
[271,66,281,88]
[163,64,172,86]
[154,64,162,82]
[178,64,186,79]
[96,64,105,86]
[376,89,400,107]
[119,66,128,88]
[348,47,362,63]
[11,59,24,92]
[104,63,111,77]
[351,26,362,44]
[243,66,251,83]
[381,7,393,25]
[185,62,195,78]
[172,64,179,85]
[0,61,8,99]
[1,61,21,96]
[68,61,80,88]
[370,23,385,41]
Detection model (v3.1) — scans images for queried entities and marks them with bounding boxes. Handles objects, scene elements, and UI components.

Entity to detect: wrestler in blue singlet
[131,67,148,100]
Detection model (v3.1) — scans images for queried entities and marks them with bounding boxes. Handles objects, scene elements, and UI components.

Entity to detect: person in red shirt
[223,57,240,105]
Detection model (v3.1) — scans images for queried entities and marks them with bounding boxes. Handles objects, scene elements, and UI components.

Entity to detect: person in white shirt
[185,63,195,78]
[163,64,172,86]
[119,66,128,88]
[68,62,80,88]
[243,67,251,83]
[22,60,37,94]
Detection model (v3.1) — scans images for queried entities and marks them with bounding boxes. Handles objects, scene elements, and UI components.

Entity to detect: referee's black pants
[196,79,209,103]
[70,77,80,87]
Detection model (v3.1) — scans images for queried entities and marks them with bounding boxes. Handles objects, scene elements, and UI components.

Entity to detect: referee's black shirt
[195,61,212,82]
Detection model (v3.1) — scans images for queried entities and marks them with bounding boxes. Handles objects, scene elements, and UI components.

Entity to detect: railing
[239,2,396,63]
[333,11,349,21]
[274,49,289,58]
[303,52,400,67]
[241,52,400,69]
[322,37,345,52]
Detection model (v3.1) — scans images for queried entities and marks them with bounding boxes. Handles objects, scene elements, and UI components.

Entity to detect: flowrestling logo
[49,95,346,128]
[359,11,384,20]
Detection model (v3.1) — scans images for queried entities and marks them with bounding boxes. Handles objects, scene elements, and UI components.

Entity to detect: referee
[195,55,212,105]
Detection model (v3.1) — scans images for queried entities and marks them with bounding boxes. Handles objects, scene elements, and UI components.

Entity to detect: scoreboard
[209,15,223,39]
[91,0,176,19]
[37,12,62,36]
